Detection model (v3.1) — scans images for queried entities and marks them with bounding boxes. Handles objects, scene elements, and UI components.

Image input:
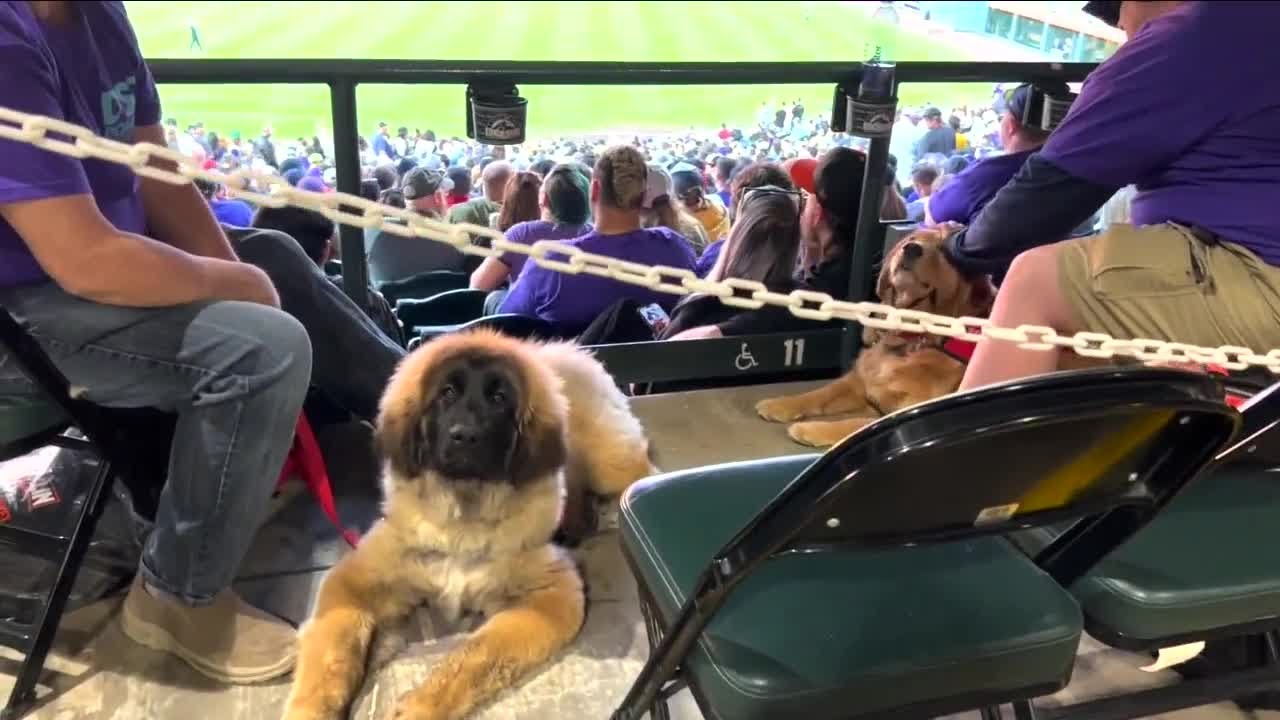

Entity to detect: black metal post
[329,79,368,307]
[840,65,897,369]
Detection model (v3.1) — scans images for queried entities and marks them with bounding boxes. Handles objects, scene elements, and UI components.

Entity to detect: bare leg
[390,559,585,720]
[960,245,1078,392]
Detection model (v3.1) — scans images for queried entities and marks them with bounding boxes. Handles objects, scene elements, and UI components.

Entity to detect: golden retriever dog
[282,330,654,720]
[755,226,996,447]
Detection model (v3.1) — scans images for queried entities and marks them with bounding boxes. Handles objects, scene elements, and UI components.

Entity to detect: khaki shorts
[1058,223,1280,353]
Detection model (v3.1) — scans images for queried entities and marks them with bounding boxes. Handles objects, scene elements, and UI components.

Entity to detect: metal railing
[150,59,1096,385]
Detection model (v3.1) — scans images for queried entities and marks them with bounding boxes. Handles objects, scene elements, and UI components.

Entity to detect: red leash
[277,416,361,548]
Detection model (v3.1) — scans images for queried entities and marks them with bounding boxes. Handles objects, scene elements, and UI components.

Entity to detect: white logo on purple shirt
[100,76,137,141]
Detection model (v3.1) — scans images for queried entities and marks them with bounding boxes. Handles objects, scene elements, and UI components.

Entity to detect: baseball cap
[781,157,817,194]
[298,176,328,193]
[283,168,305,187]
[812,147,867,230]
[642,163,673,209]
[1083,0,1121,27]
[670,167,703,199]
[401,167,453,200]
[922,107,943,120]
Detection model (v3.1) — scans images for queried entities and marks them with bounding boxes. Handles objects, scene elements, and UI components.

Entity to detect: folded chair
[1030,377,1280,719]
[0,307,150,720]
[377,270,469,305]
[613,367,1239,720]
[395,288,487,330]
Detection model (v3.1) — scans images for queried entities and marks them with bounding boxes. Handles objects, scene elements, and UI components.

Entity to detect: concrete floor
[1,381,1275,720]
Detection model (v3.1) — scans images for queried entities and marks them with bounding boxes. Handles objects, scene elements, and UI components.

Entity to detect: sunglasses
[741,184,806,213]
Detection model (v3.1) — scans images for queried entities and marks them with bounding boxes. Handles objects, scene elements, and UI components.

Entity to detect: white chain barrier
[4,105,1280,374]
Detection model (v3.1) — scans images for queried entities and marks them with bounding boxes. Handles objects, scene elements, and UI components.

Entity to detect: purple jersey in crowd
[929,150,1035,226]
[499,227,697,335]
[1040,1,1280,264]
[0,1,161,288]
[498,219,593,279]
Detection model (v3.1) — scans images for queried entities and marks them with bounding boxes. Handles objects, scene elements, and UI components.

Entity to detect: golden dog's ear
[375,400,430,478]
[507,400,568,486]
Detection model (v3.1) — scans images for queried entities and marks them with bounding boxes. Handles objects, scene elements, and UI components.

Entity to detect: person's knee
[199,302,313,396]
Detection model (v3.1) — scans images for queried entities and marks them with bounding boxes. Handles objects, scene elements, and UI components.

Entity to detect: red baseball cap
[782,157,817,194]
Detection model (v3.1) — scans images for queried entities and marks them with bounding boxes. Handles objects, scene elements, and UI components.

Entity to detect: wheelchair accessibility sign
[734,343,759,371]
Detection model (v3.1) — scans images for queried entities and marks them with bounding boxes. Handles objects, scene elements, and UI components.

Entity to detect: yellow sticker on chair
[974,503,1020,526]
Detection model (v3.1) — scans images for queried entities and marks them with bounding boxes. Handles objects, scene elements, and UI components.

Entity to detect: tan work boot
[119,576,297,683]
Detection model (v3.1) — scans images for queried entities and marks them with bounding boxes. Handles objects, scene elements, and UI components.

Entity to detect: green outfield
[125,1,993,141]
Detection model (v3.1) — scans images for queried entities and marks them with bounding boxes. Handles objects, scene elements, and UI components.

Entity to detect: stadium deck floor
[0,381,1272,720]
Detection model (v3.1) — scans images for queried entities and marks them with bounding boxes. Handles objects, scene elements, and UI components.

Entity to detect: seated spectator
[695,161,796,277]
[905,164,939,222]
[712,156,737,208]
[927,83,1062,227]
[912,107,956,162]
[367,167,469,284]
[195,178,253,227]
[250,205,404,346]
[496,171,541,232]
[449,159,512,228]
[671,164,730,243]
[641,164,708,253]
[469,164,593,297]
[444,166,472,207]
[668,146,866,339]
[663,189,802,337]
[579,189,800,346]
[499,145,697,335]
[0,1,306,680]
[372,163,398,192]
[947,1,1280,393]
[530,158,556,178]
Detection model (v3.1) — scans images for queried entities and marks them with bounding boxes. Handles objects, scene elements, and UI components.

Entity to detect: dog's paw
[756,397,805,423]
[787,421,847,448]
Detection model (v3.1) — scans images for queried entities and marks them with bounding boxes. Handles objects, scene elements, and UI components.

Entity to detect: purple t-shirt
[695,239,724,278]
[498,220,592,280]
[928,150,1034,225]
[1040,1,1280,264]
[0,1,160,288]
[498,227,697,335]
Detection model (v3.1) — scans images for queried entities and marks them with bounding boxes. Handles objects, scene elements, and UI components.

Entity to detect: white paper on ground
[1139,641,1206,672]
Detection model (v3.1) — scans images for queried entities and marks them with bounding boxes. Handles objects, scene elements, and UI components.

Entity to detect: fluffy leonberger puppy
[282,330,654,720]
[755,225,996,447]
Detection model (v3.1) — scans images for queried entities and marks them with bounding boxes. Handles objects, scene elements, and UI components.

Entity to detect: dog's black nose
[448,424,479,446]
[901,242,924,261]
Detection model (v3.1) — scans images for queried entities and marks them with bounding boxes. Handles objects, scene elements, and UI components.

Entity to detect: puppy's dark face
[378,340,568,487]
[424,356,523,480]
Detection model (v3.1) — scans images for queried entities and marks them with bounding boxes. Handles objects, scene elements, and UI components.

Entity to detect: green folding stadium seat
[622,456,1083,720]
[614,368,1239,720]
[1073,464,1280,645]
[0,395,69,456]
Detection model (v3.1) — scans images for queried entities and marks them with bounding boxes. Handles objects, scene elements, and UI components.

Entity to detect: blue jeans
[0,283,312,605]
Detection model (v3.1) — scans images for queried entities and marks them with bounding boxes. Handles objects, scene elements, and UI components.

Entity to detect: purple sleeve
[497,222,526,269]
[496,262,542,316]
[0,19,92,206]
[1039,17,1221,188]
[926,179,970,225]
